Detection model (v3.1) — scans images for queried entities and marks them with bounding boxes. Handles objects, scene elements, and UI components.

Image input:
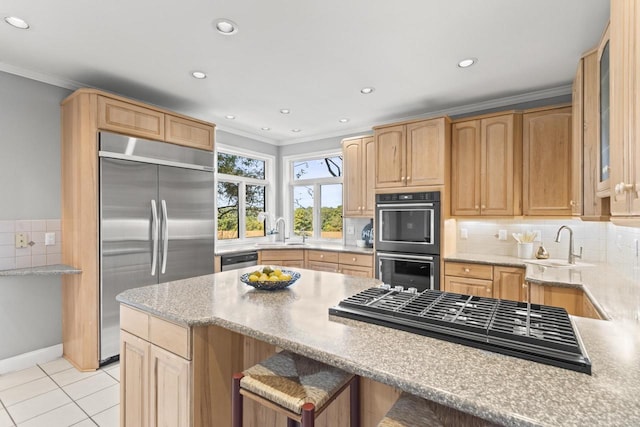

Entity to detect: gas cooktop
[329,286,591,374]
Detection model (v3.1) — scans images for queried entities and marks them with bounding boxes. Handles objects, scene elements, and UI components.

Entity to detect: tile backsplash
[0,219,62,270]
[344,218,373,246]
[456,218,640,282]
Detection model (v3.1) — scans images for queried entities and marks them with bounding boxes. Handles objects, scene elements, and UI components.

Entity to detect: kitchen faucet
[554,225,583,264]
[274,217,286,243]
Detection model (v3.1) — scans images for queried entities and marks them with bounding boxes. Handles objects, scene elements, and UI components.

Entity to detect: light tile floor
[0,358,120,427]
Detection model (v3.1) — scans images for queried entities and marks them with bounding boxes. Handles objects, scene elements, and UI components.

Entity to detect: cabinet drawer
[165,115,214,151]
[340,265,373,278]
[149,316,191,360]
[444,262,493,280]
[307,250,340,263]
[98,96,164,140]
[444,276,493,297]
[307,260,339,273]
[338,252,373,267]
[260,250,304,262]
[120,305,149,340]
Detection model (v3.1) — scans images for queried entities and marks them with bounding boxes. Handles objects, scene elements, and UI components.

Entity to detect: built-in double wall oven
[375,191,441,292]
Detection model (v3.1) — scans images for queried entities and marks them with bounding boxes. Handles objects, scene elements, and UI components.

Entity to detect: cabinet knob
[464,268,470,273]
[522,283,528,289]
[401,176,405,182]
[481,205,486,209]
[352,257,357,262]
[486,288,491,293]
[320,254,324,258]
[406,176,411,181]
[475,205,479,209]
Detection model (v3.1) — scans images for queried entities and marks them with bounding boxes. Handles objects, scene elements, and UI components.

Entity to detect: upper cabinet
[610,1,640,220]
[523,106,574,216]
[451,113,522,216]
[572,59,585,217]
[597,25,611,198]
[374,117,450,189]
[165,115,214,151]
[342,136,375,217]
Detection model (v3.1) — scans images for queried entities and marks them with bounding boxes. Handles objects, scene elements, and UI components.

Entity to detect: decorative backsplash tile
[0,219,62,270]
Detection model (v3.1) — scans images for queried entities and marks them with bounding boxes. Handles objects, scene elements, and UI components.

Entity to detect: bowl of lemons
[240,267,301,290]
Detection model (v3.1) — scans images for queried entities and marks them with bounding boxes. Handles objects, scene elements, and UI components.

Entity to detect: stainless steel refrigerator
[99,132,215,364]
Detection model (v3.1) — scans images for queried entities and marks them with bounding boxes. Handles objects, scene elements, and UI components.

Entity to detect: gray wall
[0,71,72,359]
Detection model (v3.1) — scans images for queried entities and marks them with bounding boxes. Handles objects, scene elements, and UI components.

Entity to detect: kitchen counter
[0,264,81,276]
[215,242,374,256]
[117,267,640,427]
[445,253,640,322]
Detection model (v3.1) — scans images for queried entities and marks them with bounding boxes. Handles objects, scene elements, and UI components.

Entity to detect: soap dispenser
[535,242,550,259]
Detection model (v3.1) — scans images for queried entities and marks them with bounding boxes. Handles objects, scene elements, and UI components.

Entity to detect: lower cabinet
[121,330,150,427]
[259,250,305,268]
[443,262,494,298]
[305,250,374,278]
[493,266,527,302]
[149,345,191,427]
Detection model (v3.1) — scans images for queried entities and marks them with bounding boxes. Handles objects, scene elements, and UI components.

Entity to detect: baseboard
[0,344,63,375]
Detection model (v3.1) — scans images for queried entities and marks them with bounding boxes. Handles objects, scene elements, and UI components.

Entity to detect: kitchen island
[117,268,640,427]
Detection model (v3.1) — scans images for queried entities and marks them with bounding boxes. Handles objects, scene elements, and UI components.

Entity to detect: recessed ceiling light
[338,118,350,123]
[261,127,271,131]
[4,16,29,29]
[360,87,375,94]
[214,19,238,35]
[225,115,235,120]
[291,129,302,133]
[191,71,207,79]
[457,58,477,68]
[280,109,291,114]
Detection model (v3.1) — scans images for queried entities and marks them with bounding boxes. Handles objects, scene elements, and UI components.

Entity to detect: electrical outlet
[460,228,468,240]
[347,226,355,235]
[15,233,28,248]
[498,229,507,241]
[533,230,542,242]
[45,232,56,246]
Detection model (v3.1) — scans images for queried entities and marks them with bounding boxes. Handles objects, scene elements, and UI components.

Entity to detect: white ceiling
[0,0,609,145]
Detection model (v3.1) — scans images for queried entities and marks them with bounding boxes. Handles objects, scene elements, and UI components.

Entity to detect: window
[216,147,274,242]
[286,153,343,241]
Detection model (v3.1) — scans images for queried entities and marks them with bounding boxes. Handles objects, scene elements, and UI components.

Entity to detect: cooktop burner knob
[393,285,404,292]
[380,284,391,290]
[407,287,418,294]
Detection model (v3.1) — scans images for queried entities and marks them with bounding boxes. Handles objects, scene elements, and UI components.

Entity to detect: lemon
[273,269,282,277]
[259,274,269,281]
[280,274,291,281]
[268,276,280,282]
[248,274,259,282]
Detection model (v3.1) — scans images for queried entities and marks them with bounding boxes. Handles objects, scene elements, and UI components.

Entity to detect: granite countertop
[445,253,640,322]
[117,267,640,427]
[0,264,81,276]
[215,242,374,256]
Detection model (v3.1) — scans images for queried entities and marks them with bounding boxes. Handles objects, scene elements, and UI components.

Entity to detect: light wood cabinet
[342,136,375,217]
[610,2,640,221]
[374,117,450,189]
[121,330,150,427]
[149,345,191,427]
[572,60,585,216]
[451,114,522,216]
[522,106,574,216]
[259,249,304,267]
[493,266,526,301]
[542,286,583,317]
[305,250,373,278]
[61,89,215,370]
[165,115,214,151]
[444,262,493,297]
[583,295,603,320]
[597,24,612,198]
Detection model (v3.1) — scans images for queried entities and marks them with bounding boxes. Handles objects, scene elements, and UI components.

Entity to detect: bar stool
[232,350,360,427]
[377,393,444,427]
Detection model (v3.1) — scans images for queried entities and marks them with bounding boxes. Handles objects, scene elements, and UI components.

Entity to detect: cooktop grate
[330,288,591,374]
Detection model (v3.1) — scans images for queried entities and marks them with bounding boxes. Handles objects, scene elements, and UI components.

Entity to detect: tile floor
[0,358,119,427]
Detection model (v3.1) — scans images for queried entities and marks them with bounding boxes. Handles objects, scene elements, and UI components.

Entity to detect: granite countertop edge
[0,264,82,276]
[215,243,374,256]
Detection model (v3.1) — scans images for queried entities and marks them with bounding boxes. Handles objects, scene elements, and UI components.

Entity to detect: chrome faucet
[554,225,583,264]
[274,217,286,243]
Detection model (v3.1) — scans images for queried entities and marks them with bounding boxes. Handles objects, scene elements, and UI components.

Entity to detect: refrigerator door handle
[151,199,159,276]
[161,199,169,274]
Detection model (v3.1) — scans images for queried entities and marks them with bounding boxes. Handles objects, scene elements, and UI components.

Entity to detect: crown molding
[0,62,85,91]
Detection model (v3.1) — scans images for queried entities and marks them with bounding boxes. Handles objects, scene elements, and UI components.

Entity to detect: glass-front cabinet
[597,27,610,197]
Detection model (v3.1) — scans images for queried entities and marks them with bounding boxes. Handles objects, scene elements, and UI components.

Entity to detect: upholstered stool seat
[232,350,360,427]
[377,393,444,427]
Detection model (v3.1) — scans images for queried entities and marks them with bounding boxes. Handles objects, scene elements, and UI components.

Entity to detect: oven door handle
[377,203,434,208]
[376,252,434,261]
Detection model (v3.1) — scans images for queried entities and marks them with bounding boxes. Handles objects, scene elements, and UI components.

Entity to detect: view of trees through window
[217,152,267,240]
[292,156,343,239]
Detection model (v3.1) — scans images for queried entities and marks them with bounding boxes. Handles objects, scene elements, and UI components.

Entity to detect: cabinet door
[98,96,164,140]
[375,125,405,188]
[342,138,363,216]
[572,62,584,216]
[451,121,481,215]
[340,265,373,278]
[121,330,150,427]
[165,115,214,151]
[543,286,583,316]
[307,261,339,273]
[362,136,376,216]
[493,266,525,302]
[597,25,612,198]
[481,115,518,216]
[444,276,492,298]
[406,119,446,186]
[523,107,573,216]
[149,344,191,427]
[281,260,305,268]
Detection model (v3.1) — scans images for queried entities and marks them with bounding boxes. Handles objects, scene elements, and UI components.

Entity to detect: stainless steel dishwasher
[220,251,259,271]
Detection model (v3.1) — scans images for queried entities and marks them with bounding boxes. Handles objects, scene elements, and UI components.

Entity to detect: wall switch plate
[45,232,56,246]
[460,228,468,240]
[498,229,507,241]
[533,230,542,242]
[347,226,355,235]
[15,233,28,248]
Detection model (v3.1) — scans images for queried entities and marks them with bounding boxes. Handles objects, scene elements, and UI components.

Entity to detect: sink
[524,259,594,269]
[254,241,307,247]
[284,241,307,246]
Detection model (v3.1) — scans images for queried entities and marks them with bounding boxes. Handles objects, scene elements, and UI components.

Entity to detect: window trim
[282,149,343,242]
[215,144,275,245]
